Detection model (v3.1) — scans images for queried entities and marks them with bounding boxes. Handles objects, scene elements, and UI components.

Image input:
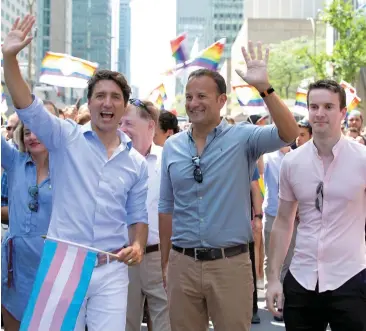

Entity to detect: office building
[118,0,131,81]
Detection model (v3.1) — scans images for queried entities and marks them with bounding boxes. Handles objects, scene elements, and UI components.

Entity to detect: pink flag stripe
[28,242,68,331]
[49,248,88,330]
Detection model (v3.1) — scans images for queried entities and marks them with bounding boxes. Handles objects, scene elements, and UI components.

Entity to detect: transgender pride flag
[20,239,97,331]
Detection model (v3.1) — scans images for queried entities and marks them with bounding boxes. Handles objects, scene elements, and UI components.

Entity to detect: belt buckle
[194,248,209,261]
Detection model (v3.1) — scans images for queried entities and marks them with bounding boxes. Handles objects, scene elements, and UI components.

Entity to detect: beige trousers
[126,251,170,331]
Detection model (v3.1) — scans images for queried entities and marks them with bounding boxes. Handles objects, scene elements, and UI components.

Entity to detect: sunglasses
[192,156,203,183]
[315,182,323,212]
[28,185,39,212]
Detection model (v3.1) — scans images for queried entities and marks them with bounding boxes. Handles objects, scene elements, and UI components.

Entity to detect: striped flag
[340,80,361,113]
[295,88,308,108]
[20,239,97,331]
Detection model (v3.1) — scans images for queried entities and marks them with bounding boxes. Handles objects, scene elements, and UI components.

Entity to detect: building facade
[72,0,112,69]
[118,0,131,81]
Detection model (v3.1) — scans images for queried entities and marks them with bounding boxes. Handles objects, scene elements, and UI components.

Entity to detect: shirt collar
[311,135,345,159]
[81,121,132,151]
[187,119,229,138]
[149,142,160,157]
[25,152,34,165]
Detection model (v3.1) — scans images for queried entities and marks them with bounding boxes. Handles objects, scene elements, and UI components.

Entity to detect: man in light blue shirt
[159,42,299,330]
[2,15,148,331]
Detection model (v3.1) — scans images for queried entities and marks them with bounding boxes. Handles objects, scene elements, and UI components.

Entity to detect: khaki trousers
[167,249,253,331]
[126,251,170,331]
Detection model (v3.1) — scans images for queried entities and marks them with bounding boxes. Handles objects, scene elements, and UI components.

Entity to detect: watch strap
[260,86,275,98]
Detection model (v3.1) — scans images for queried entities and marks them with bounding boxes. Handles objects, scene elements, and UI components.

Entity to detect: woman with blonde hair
[1,120,52,330]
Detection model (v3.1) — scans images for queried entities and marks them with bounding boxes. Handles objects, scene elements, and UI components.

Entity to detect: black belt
[145,243,160,254]
[172,244,248,261]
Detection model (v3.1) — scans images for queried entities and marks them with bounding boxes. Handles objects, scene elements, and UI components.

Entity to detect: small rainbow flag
[155,94,165,111]
[247,87,264,106]
[20,239,97,331]
[188,38,226,72]
[39,52,98,89]
[258,176,265,197]
[340,80,361,113]
[170,33,189,65]
[151,83,167,101]
[295,88,308,108]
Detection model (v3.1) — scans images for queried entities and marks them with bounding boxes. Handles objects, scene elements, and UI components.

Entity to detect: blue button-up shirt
[16,96,148,252]
[1,135,53,320]
[263,150,287,217]
[1,171,8,207]
[159,119,288,248]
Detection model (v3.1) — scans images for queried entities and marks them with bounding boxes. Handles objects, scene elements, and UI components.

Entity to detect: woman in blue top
[1,118,53,330]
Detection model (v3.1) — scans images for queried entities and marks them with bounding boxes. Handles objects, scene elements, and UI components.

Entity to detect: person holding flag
[2,15,149,331]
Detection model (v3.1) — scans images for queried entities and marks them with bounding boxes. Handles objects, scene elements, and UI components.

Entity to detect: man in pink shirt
[266,79,366,331]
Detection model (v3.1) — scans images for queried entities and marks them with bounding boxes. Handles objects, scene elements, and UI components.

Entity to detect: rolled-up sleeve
[248,125,289,160]
[126,160,149,226]
[15,95,76,151]
[1,135,17,172]
[158,144,174,214]
[279,156,296,202]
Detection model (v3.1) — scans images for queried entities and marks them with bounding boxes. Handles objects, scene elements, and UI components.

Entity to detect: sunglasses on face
[192,156,203,183]
[315,182,323,213]
[28,185,39,212]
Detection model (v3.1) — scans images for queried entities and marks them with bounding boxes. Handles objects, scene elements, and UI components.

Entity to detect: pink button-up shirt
[279,136,366,292]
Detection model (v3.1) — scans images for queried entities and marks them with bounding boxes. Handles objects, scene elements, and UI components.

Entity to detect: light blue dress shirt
[159,119,288,248]
[263,150,287,217]
[1,136,52,321]
[16,96,148,252]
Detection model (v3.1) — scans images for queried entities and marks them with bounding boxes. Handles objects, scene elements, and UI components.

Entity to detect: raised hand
[2,15,36,57]
[235,41,271,92]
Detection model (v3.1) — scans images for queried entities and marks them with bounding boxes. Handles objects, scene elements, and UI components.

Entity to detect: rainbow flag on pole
[170,33,189,64]
[295,88,308,108]
[150,83,167,101]
[188,38,226,71]
[20,239,97,331]
[340,80,361,113]
[40,52,98,89]
[247,87,264,106]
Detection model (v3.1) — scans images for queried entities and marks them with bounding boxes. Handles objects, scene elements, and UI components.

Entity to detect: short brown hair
[188,69,226,95]
[43,100,59,117]
[13,121,27,152]
[87,69,131,106]
[129,99,159,126]
[307,79,346,110]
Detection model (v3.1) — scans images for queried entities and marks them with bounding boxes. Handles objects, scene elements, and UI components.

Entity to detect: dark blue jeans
[283,269,366,331]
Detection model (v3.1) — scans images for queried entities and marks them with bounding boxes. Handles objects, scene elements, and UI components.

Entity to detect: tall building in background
[1,0,37,81]
[176,0,213,55]
[244,0,325,19]
[36,0,72,81]
[118,0,131,81]
[212,0,244,58]
[72,0,112,69]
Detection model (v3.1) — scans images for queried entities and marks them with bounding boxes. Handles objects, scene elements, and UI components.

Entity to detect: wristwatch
[254,214,263,220]
[259,86,275,98]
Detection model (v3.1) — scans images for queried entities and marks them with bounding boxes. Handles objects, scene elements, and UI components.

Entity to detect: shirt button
[25,226,30,233]
[199,197,203,200]
[200,218,204,222]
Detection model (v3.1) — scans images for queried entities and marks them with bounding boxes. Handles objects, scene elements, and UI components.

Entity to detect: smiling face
[23,126,47,155]
[88,80,126,133]
[308,89,347,138]
[185,75,227,127]
[347,113,363,131]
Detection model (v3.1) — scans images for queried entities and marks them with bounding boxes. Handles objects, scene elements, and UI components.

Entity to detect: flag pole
[41,235,120,258]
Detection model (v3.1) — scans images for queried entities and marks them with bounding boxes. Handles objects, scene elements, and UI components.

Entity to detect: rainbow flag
[295,88,308,108]
[247,87,264,106]
[155,94,165,111]
[188,38,226,71]
[150,83,167,101]
[340,80,361,113]
[258,176,265,197]
[170,33,189,64]
[20,239,97,331]
[39,52,98,89]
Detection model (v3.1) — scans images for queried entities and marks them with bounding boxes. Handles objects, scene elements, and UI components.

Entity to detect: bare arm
[268,199,298,281]
[251,180,263,215]
[1,207,9,225]
[2,15,35,109]
[236,41,298,143]
[128,223,148,250]
[159,213,172,270]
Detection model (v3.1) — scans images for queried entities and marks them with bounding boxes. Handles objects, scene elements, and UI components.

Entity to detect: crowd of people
[1,14,366,331]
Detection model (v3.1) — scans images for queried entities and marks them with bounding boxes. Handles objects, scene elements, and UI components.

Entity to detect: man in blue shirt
[2,15,148,331]
[159,42,299,330]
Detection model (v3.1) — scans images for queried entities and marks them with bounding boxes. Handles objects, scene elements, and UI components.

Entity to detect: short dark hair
[298,118,312,135]
[159,111,180,134]
[87,69,131,106]
[187,69,226,95]
[307,79,346,110]
[43,100,59,117]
